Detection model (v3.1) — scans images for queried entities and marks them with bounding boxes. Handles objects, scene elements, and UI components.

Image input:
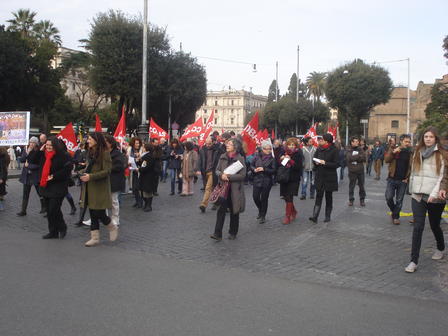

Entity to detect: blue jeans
[161,161,168,181]
[385,179,407,219]
[301,171,315,197]
[169,168,182,193]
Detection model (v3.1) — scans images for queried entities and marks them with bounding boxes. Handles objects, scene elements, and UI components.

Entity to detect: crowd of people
[0,127,447,274]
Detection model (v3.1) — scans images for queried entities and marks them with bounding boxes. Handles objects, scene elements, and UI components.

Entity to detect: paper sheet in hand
[223,160,244,175]
[281,158,290,166]
[313,158,322,164]
[129,157,138,170]
[352,151,358,155]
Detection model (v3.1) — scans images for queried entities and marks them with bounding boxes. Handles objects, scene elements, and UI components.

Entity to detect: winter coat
[346,146,366,173]
[39,152,73,199]
[19,149,43,186]
[314,144,339,192]
[110,148,126,193]
[302,146,316,171]
[409,145,446,201]
[138,152,157,194]
[278,148,304,197]
[80,151,112,210]
[199,144,220,187]
[167,146,184,170]
[371,146,385,161]
[250,151,276,189]
[384,147,412,180]
[0,151,8,196]
[215,152,246,214]
[338,148,347,168]
[182,150,199,180]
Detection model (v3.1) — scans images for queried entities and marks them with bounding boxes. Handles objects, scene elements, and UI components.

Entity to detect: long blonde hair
[412,127,445,175]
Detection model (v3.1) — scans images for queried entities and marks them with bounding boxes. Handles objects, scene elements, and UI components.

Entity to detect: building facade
[195,89,268,134]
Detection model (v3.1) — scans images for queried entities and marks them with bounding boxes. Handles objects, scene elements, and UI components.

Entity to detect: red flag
[149,118,169,140]
[180,117,203,142]
[95,114,102,132]
[256,128,269,146]
[198,110,215,146]
[305,123,319,146]
[57,122,78,156]
[271,129,275,139]
[241,111,259,156]
[114,107,126,145]
[327,125,337,140]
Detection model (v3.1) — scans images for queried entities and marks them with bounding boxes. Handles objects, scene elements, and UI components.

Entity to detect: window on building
[215,118,218,125]
[215,100,218,106]
[231,100,234,106]
[391,120,399,128]
[203,109,207,113]
[72,83,75,91]
[204,118,207,124]
[230,118,234,125]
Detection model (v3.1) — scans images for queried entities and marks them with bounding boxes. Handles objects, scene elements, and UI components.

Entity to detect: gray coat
[215,153,246,214]
[302,146,316,171]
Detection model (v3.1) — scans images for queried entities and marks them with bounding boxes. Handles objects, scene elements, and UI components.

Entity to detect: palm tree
[7,9,37,38]
[306,71,327,102]
[33,20,62,46]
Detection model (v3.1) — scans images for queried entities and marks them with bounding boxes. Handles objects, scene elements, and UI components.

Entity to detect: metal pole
[275,61,278,137]
[141,0,148,124]
[296,45,299,136]
[345,113,349,146]
[406,57,410,136]
[168,94,172,138]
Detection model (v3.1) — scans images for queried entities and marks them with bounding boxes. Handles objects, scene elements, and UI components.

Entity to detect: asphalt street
[1,166,448,335]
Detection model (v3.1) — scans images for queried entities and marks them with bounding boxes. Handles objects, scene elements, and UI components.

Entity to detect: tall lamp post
[138,0,149,140]
[275,61,278,138]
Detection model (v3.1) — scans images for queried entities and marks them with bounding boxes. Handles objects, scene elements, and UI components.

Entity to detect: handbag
[276,166,290,183]
[209,181,230,205]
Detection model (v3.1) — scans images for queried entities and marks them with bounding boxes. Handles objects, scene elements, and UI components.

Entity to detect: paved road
[1,167,448,334]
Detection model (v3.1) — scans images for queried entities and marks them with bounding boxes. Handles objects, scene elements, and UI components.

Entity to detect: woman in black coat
[139,143,157,212]
[39,137,73,239]
[0,147,9,211]
[251,141,276,224]
[278,138,304,224]
[167,138,184,195]
[309,133,339,223]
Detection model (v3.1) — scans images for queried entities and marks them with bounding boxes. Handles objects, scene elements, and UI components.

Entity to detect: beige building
[195,89,268,133]
[368,74,448,141]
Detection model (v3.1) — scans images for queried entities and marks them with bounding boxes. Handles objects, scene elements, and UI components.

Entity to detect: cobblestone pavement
[2,166,448,302]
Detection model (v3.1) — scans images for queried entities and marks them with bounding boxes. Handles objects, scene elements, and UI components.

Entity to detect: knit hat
[29,136,39,144]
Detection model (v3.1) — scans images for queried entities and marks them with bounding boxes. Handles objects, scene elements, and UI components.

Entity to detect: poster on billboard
[0,111,30,146]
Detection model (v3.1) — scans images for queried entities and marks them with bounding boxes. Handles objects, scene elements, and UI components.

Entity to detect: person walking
[17,137,45,216]
[138,143,158,212]
[39,137,73,239]
[278,138,304,224]
[251,140,276,223]
[160,137,169,182]
[346,136,367,206]
[371,140,385,180]
[15,146,22,170]
[7,146,16,170]
[210,138,246,241]
[338,143,347,181]
[309,134,339,223]
[301,137,316,200]
[405,127,447,273]
[384,134,412,225]
[151,138,163,196]
[168,138,184,195]
[127,137,144,208]
[198,136,219,213]
[181,141,199,196]
[105,135,126,225]
[0,147,10,211]
[80,132,117,247]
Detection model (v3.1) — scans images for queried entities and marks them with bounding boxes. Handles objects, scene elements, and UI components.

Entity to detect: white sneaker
[432,249,444,260]
[405,262,418,273]
[82,219,91,226]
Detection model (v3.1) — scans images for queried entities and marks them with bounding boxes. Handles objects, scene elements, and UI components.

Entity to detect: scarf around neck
[321,143,331,149]
[40,150,56,187]
[421,144,436,159]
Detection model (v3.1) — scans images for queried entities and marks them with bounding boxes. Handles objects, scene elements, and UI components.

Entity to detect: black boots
[39,198,46,214]
[143,197,153,212]
[17,193,30,216]
[74,206,87,227]
[324,206,332,223]
[67,197,77,215]
[309,205,321,223]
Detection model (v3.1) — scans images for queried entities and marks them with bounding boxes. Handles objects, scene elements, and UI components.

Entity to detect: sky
[1,0,447,96]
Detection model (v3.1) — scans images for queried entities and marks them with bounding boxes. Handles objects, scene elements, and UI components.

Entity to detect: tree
[306,71,326,102]
[326,59,392,139]
[7,9,36,38]
[443,35,448,62]
[33,20,62,46]
[416,83,448,136]
[267,80,280,102]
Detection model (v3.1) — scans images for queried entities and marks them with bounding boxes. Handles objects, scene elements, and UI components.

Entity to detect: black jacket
[110,148,126,193]
[19,149,43,186]
[314,145,339,192]
[138,152,157,194]
[250,151,276,188]
[39,152,73,198]
[0,152,8,196]
[167,146,184,170]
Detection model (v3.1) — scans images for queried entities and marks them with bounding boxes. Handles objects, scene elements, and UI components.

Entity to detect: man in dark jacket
[160,137,169,182]
[346,136,366,206]
[384,134,412,225]
[105,135,126,226]
[198,136,220,212]
[371,140,385,180]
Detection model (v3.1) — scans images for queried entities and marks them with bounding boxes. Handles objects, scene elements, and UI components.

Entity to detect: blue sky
[1,0,447,95]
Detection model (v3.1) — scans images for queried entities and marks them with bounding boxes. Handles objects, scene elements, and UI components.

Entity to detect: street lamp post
[138,0,149,140]
[275,61,278,138]
[296,45,299,136]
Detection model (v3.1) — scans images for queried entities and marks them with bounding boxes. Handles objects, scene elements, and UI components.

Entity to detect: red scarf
[321,143,331,149]
[284,147,297,167]
[40,150,56,187]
